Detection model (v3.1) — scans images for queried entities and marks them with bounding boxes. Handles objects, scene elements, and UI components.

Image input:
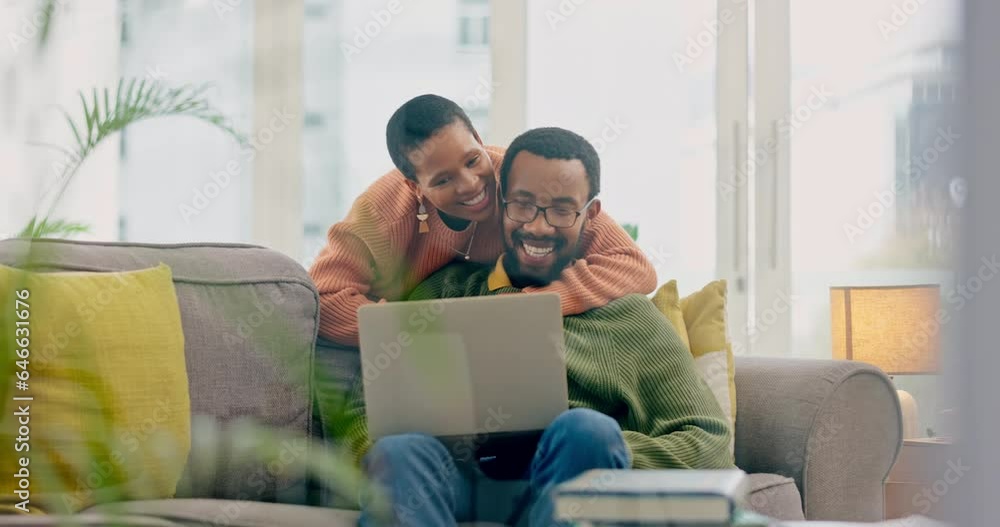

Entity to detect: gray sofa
[0,239,903,526]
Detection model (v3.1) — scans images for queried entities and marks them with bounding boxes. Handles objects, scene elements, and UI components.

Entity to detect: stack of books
[554,468,756,526]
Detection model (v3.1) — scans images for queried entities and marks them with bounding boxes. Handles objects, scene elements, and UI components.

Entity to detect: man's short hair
[499,127,601,200]
[385,94,477,181]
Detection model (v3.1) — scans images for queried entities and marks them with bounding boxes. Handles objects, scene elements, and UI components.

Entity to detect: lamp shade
[830,285,941,375]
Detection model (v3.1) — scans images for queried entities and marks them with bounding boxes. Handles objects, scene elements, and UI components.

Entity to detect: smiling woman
[384,96,499,225]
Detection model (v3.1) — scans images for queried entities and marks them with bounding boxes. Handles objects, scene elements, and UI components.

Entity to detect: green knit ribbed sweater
[337,262,734,470]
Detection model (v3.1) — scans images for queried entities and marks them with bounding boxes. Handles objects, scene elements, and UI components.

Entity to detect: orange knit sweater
[309,145,658,345]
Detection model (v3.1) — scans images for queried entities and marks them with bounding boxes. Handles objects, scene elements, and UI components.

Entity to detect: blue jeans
[358,408,630,526]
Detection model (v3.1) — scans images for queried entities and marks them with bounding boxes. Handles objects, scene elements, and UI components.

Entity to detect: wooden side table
[884,438,958,521]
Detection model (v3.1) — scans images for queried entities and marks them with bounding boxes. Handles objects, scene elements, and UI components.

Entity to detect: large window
[782,0,960,359]
[783,0,960,433]
[119,0,254,244]
[525,0,721,296]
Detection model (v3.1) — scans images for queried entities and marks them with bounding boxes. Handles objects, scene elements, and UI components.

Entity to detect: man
[344,127,733,526]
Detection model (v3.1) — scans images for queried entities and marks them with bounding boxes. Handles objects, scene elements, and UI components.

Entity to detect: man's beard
[502,232,578,288]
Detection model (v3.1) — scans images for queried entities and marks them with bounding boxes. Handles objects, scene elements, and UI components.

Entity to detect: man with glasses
[351,128,733,526]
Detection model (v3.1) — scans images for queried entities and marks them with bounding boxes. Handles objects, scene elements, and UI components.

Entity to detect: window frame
[252,0,304,260]
[750,0,792,356]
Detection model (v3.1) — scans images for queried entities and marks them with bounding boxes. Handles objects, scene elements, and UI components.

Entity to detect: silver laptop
[358,293,568,443]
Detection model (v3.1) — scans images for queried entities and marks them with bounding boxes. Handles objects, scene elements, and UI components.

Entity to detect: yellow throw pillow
[650,280,690,351]
[652,279,736,453]
[0,263,191,514]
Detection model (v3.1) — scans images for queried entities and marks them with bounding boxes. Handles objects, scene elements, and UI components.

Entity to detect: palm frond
[37,0,57,51]
[36,77,246,225]
[17,217,91,239]
[25,140,76,160]
[65,78,246,164]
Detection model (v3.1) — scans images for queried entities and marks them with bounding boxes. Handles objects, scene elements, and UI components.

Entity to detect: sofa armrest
[733,357,902,522]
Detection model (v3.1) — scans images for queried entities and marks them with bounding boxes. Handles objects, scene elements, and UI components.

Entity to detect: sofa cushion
[744,472,805,521]
[651,279,736,455]
[650,279,691,348]
[85,499,505,527]
[0,240,319,504]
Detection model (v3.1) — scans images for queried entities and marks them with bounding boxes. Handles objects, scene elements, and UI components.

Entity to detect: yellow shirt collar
[487,255,512,291]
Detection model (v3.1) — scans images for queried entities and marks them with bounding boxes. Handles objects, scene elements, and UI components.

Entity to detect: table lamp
[830,285,941,439]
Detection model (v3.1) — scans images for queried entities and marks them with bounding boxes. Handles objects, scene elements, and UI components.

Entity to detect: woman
[309,95,656,345]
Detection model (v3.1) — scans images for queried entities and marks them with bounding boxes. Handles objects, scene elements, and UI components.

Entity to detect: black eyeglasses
[501,197,597,228]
